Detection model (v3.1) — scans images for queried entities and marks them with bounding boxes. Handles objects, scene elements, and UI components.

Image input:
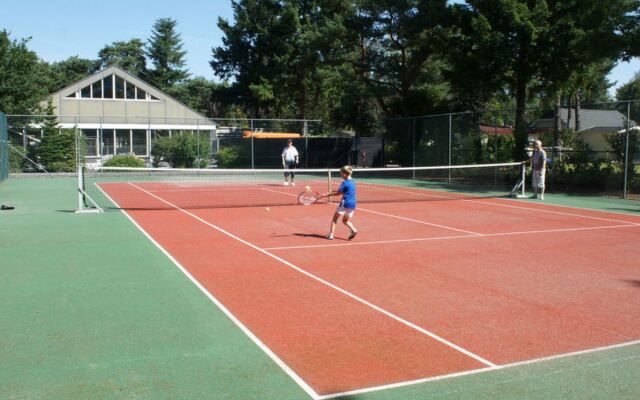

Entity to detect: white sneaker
[326,233,334,240]
[283,181,289,186]
[348,230,359,240]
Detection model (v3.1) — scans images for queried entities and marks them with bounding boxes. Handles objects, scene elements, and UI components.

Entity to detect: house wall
[581,131,613,153]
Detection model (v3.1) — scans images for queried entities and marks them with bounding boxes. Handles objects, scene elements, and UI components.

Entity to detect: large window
[115,129,131,155]
[82,129,99,156]
[132,130,147,155]
[91,80,102,98]
[103,76,113,99]
[115,76,125,99]
[101,129,114,155]
[126,80,135,99]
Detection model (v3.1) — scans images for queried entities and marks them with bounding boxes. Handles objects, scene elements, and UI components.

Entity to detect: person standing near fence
[524,139,547,200]
[281,139,299,185]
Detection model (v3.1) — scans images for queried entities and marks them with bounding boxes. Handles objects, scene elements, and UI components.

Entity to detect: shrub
[37,129,78,172]
[103,154,145,167]
[216,145,249,167]
[151,132,210,168]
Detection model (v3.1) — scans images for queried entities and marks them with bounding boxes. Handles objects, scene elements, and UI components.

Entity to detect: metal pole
[494,113,498,186]
[250,118,254,169]
[412,118,416,178]
[448,113,452,182]
[197,120,200,164]
[623,102,631,198]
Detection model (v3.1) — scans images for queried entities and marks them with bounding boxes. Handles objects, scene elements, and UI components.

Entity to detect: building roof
[478,124,514,135]
[531,107,636,133]
[50,65,215,130]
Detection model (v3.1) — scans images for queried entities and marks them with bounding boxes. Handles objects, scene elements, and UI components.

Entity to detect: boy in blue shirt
[319,165,358,240]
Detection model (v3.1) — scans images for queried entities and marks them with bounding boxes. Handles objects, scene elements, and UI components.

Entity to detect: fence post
[623,101,631,198]
[250,119,255,169]
[412,118,416,178]
[448,113,452,182]
[494,113,498,186]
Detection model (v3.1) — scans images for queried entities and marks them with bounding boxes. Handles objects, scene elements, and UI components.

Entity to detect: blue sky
[1,0,638,96]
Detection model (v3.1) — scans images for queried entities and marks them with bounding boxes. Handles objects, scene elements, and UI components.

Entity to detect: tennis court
[2,167,640,399]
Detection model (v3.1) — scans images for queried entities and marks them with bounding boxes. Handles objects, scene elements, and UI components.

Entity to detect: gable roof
[532,107,636,133]
[51,65,214,124]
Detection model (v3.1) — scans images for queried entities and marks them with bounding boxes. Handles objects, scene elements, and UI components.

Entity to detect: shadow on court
[293,232,351,241]
[622,279,640,288]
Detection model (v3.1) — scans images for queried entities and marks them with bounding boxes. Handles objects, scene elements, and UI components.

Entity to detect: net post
[75,165,103,213]
[327,169,332,203]
[520,162,526,197]
[76,164,87,212]
[509,162,528,198]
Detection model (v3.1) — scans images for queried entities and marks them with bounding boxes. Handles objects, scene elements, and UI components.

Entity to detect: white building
[50,65,216,164]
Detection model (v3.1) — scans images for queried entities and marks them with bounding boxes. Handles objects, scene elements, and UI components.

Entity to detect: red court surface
[99,183,640,398]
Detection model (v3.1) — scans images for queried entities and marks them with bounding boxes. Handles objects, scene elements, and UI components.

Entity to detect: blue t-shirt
[338,178,357,209]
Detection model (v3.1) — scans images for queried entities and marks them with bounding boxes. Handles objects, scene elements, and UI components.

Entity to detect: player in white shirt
[524,140,547,200]
[281,139,299,185]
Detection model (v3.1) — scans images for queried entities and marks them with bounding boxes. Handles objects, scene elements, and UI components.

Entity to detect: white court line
[264,223,640,251]
[97,184,320,400]
[316,339,640,399]
[468,197,640,225]
[357,182,640,226]
[98,182,640,399]
[128,182,498,372]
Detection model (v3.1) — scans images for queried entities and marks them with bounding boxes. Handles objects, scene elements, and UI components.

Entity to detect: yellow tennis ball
[305,185,311,191]
[265,207,270,211]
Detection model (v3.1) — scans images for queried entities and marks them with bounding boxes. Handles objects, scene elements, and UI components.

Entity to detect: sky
[1,0,638,96]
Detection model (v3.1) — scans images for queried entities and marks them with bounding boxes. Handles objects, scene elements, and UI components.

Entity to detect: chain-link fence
[383,100,640,198]
[6,101,639,198]
[0,112,8,182]
[5,115,385,172]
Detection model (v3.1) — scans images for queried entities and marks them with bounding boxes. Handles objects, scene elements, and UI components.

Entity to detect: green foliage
[0,30,50,114]
[211,0,354,120]
[215,144,250,168]
[146,18,189,90]
[151,132,210,168]
[165,77,218,116]
[8,145,27,172]
[605,130,639,177]
[98,39,148,77]
[448,0,638,160]
[47,56,100,93]
[37,129,79,172]
[103,154,145,167]
[616,72,640,123]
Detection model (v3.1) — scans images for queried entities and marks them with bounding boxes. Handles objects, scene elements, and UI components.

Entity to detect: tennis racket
[298,190,321,205]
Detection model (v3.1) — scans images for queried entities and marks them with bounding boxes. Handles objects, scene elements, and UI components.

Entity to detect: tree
[616,72,640,123]
[146,18,190,90]
[212,0,352,120]
[165,77,217,116]
[47,56,100,93]
[36,101,79,172]
[0,30,50,114]
[448,0,639,160]
[350,0,452,117]
[98,39,148,77]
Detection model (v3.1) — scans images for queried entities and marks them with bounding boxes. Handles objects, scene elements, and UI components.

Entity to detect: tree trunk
[514,77,528,161]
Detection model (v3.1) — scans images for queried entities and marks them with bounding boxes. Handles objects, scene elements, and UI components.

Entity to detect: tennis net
[78,162,524,211]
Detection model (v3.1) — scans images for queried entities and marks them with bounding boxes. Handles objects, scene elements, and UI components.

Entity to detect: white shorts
[532,170,545,189]
[336,206,355,217]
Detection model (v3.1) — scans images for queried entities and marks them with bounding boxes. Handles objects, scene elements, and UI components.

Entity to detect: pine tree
[145,18,190,90]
